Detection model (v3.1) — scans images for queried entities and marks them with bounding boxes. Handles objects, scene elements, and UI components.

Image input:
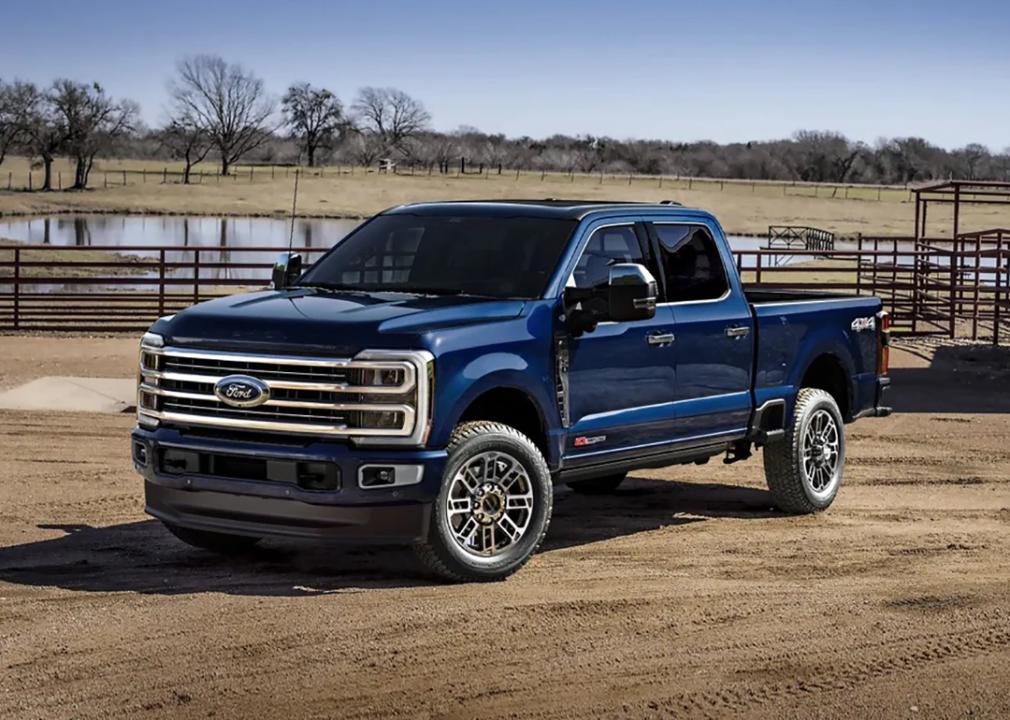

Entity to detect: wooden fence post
[122,170,127,186]
[163,167,168,183]
[28,172,32,191]
[58,172,61,190]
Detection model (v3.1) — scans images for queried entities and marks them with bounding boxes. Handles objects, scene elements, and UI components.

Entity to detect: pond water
[0,215,361,251]
[0,214,942,291]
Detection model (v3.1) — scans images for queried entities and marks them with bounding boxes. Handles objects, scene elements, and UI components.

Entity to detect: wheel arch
[440,377,558,468]
[799,352,853,421]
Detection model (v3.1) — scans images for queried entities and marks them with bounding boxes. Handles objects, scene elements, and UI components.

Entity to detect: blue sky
[2,0,1008,149]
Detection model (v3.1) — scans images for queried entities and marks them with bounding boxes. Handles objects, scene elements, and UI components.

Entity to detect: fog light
[358,464,424,490]
[360,466,396,487]
[133,441,149,467]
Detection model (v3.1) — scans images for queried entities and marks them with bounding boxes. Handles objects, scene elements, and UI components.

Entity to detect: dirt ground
[1,337,1009,719]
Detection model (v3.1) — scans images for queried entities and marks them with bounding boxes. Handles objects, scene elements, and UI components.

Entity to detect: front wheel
[763,388,846,514]
[414,421,553,582]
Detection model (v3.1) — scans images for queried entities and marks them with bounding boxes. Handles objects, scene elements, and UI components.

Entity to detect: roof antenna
[287,168,300,254]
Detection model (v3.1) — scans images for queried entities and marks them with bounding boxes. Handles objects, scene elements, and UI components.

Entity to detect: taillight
[876,311,890,376]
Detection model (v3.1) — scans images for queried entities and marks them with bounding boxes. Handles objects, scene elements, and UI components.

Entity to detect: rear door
[646,221,754,439]
[563,221,679,457]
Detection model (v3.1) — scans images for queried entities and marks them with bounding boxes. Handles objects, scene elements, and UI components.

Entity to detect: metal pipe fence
[2,240,1008,342]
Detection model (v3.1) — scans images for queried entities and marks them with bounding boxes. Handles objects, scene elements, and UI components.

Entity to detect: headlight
[137,332,165,428]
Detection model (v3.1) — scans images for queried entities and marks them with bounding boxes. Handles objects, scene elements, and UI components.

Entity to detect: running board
[558,441,730,483]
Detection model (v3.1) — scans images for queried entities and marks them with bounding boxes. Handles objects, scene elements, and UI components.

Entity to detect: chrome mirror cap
[272,252,303,290]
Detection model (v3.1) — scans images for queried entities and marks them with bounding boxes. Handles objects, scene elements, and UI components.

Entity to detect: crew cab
[132,200,892,581]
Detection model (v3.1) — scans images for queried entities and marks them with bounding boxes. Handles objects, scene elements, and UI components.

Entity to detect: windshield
[297,214,577,299]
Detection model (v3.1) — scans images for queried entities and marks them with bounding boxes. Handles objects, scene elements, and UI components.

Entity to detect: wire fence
[0,162,920,203]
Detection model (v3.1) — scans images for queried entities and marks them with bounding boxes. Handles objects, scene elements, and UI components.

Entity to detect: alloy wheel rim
[446,451,534,557]
[802,409,841,496]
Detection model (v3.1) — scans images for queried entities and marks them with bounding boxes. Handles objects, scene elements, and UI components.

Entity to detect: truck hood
[158,288,527,356]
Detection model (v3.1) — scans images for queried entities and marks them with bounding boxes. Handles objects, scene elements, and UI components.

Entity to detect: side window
[571,225,644,289]
[654,225,728,303]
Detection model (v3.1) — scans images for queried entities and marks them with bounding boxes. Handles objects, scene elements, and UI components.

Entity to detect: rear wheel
[415,421,553,582]
[567,473,626,495]
[763,388,845,514]
[162,522,261,555]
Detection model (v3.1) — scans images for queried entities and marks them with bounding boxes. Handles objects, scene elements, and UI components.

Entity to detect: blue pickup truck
[132,200,891,581]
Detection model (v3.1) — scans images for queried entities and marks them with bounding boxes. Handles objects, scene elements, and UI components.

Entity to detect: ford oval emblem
[213,375,271,408]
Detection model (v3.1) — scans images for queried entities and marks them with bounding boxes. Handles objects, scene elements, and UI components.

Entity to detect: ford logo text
[213,375,271,408]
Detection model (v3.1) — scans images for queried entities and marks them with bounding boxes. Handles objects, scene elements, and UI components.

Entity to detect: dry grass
[0,238,149,278]
[5,155,1010,234]
[5,156,1010,236]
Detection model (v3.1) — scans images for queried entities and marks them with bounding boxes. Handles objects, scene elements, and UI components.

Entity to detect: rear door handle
[725,325,750,339]
[647,331,675,346]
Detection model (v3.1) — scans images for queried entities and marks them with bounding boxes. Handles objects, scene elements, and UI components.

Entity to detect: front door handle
[647,331,675,346]
[725,325,751,339]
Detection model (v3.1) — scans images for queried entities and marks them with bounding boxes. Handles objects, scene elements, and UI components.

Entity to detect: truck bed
[744,289,863,305]
[745,288,883,422]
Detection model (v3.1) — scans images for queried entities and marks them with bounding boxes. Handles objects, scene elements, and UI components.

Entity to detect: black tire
[567,473,626,495]
[162,522,261,555]
[414,421,553,582]
[763,388,846,514]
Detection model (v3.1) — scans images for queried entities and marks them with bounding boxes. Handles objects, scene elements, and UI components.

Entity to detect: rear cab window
[651,224,729,303]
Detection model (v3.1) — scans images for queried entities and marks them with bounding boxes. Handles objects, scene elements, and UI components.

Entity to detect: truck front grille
[137,345,432,441]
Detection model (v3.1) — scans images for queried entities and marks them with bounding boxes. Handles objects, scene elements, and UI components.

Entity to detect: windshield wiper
[397,287,499,298]
[295,282,375,294]
[296,282,498,299]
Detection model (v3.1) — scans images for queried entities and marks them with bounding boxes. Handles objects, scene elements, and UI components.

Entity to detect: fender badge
[851,317,876,333]
[574,435,607,447]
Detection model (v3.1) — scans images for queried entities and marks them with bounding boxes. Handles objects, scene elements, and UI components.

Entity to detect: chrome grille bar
[137,344,433,443]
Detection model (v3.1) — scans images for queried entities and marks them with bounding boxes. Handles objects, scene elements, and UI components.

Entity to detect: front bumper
[133,426,447,544]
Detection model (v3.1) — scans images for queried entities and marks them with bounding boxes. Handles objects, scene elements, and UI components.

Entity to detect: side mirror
[607,263,658,322]
[272,252,302,290]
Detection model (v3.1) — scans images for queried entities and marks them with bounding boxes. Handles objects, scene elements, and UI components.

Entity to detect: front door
[563,222,679,460]
[647,222,754,439]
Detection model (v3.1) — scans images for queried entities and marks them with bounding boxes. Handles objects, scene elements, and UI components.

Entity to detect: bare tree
[157,120,213,183]
[17,82,66,190]
[170,55,275,175]
[0,80,25,167]
[50,80,138,189]
[351,87,430,156]
[789,131,863,183]
[282,82,344,167]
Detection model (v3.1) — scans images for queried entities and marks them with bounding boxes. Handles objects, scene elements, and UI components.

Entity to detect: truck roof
[384,199,711,221]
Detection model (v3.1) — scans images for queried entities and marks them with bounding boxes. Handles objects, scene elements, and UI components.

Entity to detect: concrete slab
[0,377,135,414]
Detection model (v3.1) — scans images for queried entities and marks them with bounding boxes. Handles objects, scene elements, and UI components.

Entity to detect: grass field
[5,156,1010,236]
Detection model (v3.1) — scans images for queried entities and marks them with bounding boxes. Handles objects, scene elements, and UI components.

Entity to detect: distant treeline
[1,54,1005,190]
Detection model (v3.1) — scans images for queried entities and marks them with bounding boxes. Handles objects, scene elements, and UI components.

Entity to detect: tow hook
[723,440,753,465]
